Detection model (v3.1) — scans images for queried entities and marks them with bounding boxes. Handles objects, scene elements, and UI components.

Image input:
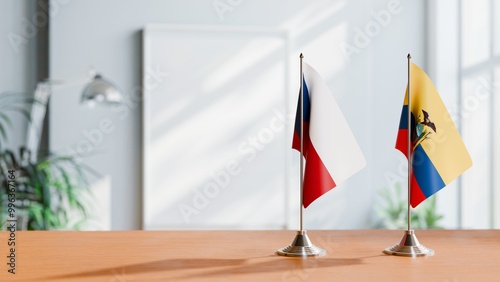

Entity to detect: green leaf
[373,182,444,229]
[0,143,94,230]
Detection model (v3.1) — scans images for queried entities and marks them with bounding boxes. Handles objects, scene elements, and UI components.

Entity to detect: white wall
[428,0,500,229]
[0,0,38,150]
[49,0,426,230]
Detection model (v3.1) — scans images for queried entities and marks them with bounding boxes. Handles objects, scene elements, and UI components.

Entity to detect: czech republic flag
[292,63,366,208]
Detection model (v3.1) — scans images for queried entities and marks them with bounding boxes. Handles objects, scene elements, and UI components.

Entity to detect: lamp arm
[25,82,51,162]
[43,68,96,90]
[25,68,96,161]
[25,69,121,161]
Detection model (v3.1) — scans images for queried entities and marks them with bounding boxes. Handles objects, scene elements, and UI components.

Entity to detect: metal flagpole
[299,53,304,232]
[383,53,434,257]
[277,53,325,257]
[407,53,412,233]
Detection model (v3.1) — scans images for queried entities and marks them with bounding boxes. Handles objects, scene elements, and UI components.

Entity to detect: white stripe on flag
[303,63,366,184]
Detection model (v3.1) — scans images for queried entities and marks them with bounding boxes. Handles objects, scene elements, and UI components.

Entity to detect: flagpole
[299,53,304,232]
[383,53,434,257]
[407,53,412,232]
[277,53,325,257]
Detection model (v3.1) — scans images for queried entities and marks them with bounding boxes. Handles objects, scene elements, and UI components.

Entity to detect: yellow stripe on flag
[409,63,472,184]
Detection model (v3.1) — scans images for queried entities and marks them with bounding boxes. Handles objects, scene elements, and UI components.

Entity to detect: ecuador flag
[396,62,472,208]
[293,63,366,208]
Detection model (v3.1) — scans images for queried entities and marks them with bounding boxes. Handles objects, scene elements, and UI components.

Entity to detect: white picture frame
[142,24,291,230]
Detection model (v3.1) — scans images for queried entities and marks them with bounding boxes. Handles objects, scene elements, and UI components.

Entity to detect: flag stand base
[383,230,434,257]
[277,230,326,257]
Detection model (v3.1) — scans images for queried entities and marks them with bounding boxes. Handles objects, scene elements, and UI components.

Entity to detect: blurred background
[0,0,498,230]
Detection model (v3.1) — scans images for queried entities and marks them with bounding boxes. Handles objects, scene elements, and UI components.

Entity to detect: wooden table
[0,230,499,281]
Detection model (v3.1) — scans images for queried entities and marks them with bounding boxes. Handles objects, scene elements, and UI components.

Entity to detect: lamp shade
[81,74,122,106]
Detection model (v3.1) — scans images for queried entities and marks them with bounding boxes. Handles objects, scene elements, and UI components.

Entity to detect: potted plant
[0,92,95,230]
[372,181,444,229]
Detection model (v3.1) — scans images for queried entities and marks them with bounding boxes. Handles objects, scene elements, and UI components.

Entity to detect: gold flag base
[277,230,326,257]
[383,230,434,257]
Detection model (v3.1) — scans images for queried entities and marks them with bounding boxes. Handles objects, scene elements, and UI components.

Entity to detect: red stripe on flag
[395,128,409,157]
[396,128,427,207]
[410,173,426,208]
[292,123,337,208]
[303,141,337,208]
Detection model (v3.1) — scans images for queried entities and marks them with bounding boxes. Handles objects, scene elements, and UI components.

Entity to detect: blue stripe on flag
[413,144,446,198]
[398,105,408,130]
[294,77,311,136]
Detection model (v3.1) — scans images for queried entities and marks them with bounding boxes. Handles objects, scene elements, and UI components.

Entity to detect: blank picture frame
[142,24,291,229]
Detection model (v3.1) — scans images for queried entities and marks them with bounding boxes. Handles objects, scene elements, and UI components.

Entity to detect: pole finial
[407,53,411,59]
[300,53,304,58]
